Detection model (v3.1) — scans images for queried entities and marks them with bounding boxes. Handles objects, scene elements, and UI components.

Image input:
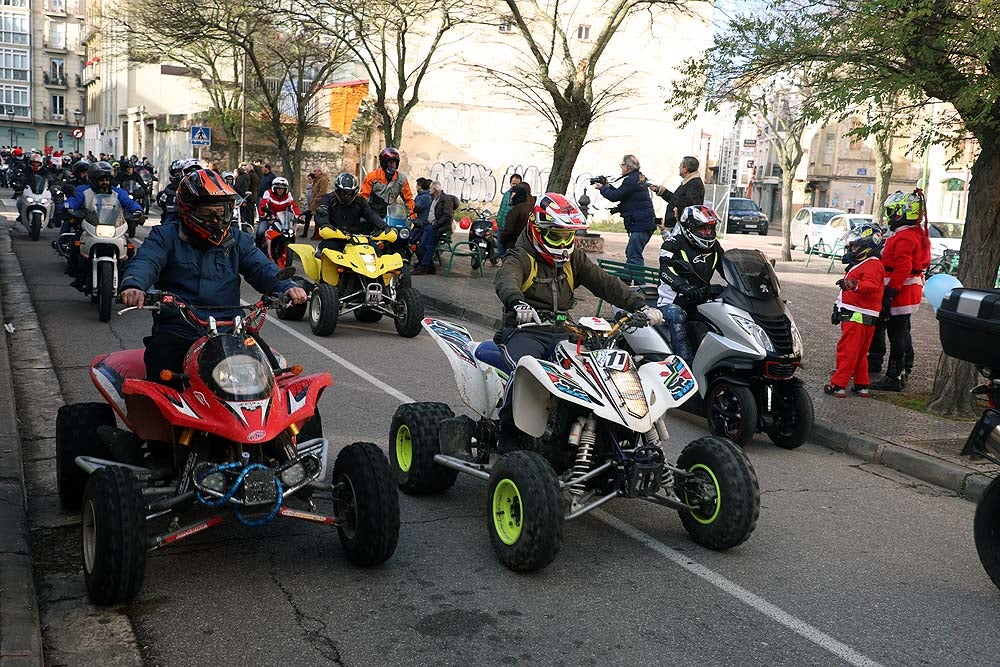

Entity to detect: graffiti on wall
[429,161,498,202]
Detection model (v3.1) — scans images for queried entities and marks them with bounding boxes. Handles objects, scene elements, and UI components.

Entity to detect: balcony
[41,110,68,123]
[42,72,68,87]
[42,38,68,53]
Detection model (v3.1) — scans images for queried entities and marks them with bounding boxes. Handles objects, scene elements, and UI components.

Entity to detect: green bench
[434,229,484,277]
[594,258,659,315]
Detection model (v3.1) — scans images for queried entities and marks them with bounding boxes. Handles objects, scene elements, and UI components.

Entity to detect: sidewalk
[412,230,994,501]
[0,224,44,667]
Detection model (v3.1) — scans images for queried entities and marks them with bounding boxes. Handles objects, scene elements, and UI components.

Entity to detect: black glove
[682,285,709,302]
[130,210,145,222]
[709,284,726,298]
[831,304,841,326]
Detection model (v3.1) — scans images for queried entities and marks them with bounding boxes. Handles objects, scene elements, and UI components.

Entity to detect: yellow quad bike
[286,227,424,338]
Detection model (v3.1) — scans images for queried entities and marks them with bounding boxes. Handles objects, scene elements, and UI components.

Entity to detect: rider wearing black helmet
[155,159,186,224]
[315,172,386,252]
[120,169,307,383]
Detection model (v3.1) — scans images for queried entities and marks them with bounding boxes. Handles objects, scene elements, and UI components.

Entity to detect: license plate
[477,241,487,247]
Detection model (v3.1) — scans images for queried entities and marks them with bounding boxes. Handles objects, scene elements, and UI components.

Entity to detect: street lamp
[6,106,15,149]
[73,108,82,152]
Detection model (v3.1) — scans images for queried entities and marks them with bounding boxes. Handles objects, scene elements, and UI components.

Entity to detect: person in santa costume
[825,222,886,398]
[868,190,931,392]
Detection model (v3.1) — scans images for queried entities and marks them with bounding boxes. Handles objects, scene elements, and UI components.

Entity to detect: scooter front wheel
[29,212,42,241]
[706,382,758,447]
[975,476,1000,590]
[767,383,813,449]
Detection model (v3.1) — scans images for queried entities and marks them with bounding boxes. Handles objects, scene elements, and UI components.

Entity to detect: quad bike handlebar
[519,311,650,349]
[318,227,399,244]
[116,289,290,335]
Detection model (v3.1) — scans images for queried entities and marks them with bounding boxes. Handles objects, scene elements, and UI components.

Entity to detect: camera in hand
[589,176,608,186]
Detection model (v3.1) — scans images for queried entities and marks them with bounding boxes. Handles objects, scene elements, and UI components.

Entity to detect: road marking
[262,306,884,667]
[595,511,884,667]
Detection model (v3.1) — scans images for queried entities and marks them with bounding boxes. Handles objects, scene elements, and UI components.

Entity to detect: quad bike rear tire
[389,402,458,494]
[82,465,148,605]
[97,262,114,322]
[676,436,759,551]
[974,476,1000,590]
[309,283,339,336]
[707,382,758,447]
[56,402,115,510]
[333,442,400,566]
[394,286,424,338]
[767,383,813,450]
[487,451,564,572]
[354,308,383,323]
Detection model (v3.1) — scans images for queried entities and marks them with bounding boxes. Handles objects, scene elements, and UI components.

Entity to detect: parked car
[929,221,963,258]
[789,207,846,253]
[805,213,875,256]
[725,197,769,235]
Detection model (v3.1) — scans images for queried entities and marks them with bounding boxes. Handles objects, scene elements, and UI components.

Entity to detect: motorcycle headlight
[96,224,117,238]
[475,228,485,236]
[26,197,36,204]
[398,228,409,240]
[731,314,775,353]
[790,320,803,356]
[211,354,272,398]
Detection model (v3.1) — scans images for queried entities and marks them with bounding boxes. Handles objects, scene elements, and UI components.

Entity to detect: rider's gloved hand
[640,305,664,326]
[121,288,145,308]
[512,300,541,325]
[285,286,307,305]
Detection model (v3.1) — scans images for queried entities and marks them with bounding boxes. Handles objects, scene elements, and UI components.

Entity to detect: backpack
[449,194,461,213]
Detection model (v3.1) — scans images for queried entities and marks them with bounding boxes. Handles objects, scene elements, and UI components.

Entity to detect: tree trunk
[546,117,590,194]
[779,168,795,261]
[926,139,1000,416]
[871,133,893,217]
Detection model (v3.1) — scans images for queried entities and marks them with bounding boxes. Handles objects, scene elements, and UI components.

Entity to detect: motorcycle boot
[871,361,904,392]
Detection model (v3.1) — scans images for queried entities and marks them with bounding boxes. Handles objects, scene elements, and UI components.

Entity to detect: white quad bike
[622,248,813,449]
[390,313,760,572]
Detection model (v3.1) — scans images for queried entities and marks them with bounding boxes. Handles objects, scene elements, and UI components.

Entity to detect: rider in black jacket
[314,172,386,253]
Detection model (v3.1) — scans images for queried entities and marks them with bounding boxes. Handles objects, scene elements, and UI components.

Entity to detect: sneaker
[823,384,847,398]
[851,385,871,398]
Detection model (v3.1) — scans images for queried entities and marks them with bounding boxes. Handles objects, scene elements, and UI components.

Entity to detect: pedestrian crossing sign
[190,126,211,146]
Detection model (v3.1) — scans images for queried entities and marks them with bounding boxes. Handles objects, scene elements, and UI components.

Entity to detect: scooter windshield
[24,174,48,196]
[722,249,782,301]
[92,193,124,227]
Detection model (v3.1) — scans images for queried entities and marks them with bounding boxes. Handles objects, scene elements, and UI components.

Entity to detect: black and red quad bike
[55,287,400,605]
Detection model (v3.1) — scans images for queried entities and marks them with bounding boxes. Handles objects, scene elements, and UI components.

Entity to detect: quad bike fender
[637,355,699,422]
[276,372,333,429]
[287,243,320,281]
[421,318,503,419]
[511,357,612,438]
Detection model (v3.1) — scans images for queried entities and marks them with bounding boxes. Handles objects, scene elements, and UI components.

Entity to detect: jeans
[416,224,441,269]
[497,328,573,444]
[300,210,313,236]
[625,230,653,284]
[658,303,692,363]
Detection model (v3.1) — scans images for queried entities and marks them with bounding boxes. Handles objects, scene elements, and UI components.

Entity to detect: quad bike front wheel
[389,402,458,494]
[333,442,400,566]
[487,451,564,572]
[394,286,424,338]
[707,382,758,447]
[309,283,339,336]
[56,402,115,510]
[676,436,759,550]
[767,383,813,450]
[974,476,1000,590]
[82,466,148,605]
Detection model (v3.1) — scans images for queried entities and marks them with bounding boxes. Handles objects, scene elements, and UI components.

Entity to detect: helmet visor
[189,203,233,228]
[691,221,716,239]
[542,228,576,248]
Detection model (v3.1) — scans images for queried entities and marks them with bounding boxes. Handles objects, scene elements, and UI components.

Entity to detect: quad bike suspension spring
[643,427,672,491]
[569,416,598,494]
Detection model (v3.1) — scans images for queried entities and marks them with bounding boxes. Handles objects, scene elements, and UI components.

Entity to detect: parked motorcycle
[467,208,499,270]
[936,284,1000,590]
[18,174,54,241]
[621,248,813,449]
[72,193,142,322]
[390,313,759,571]
[258,208,297,269]
[55,285,399,604]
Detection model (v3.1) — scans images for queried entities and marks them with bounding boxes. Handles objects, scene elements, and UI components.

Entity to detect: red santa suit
[881,223,931,315]
[258,189,301,218]
[831,257,885,388]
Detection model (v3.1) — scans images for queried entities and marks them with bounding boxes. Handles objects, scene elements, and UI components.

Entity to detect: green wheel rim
[492,479,523,545]
[686,463,722,525]
[395,425,412,473]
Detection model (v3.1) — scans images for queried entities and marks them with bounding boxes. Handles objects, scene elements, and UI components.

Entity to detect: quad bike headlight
[201,471,227,493]
[731,314,775,353]
[279,462,307,488]
[96,224,117,238]
[211,354,273,398]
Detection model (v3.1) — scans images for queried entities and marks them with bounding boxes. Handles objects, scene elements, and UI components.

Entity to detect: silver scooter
[622,248,813,449]
[18,174,54,241]
[75,193,140,322]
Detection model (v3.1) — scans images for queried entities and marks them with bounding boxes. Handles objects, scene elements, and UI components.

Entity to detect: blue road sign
[190,126,211,146]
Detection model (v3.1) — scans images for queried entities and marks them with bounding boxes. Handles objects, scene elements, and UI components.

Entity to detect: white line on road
[262,307,885,667]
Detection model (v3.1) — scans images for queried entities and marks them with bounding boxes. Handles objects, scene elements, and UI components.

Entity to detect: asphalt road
[7,214,1000,667]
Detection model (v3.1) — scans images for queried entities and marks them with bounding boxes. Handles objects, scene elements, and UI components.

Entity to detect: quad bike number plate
[243,468,278,505]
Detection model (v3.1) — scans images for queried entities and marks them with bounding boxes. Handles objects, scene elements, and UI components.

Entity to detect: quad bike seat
[473,341,512,373]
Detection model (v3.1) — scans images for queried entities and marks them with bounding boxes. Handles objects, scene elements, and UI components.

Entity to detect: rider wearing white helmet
[256,175,301,241]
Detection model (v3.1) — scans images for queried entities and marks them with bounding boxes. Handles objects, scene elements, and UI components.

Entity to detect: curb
[421,289,990,503]
[0,228,44,667]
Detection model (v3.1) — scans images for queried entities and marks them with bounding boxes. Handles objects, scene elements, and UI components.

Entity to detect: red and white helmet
[528,193,588,265]
[679,205,720,250]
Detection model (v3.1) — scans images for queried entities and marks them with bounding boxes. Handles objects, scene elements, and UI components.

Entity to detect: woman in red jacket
[826,223,885,398]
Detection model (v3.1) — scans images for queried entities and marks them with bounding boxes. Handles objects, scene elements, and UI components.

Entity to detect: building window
[577,25,591,40]
[0,12,28,45]
[0,48,28,81]
[48,21,66,49]
[0,0,28,8]
[51,94,65,116]
[0,83,29,116]
[498,19,514,33]
[49,58,64,80]
[48,0,66,10]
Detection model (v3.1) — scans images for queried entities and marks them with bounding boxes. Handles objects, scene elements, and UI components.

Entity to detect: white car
[928,222,963,258]
[789,207,846,253]
[808,213,876,256]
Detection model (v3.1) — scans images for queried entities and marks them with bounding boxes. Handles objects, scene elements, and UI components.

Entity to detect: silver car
[789,207,845,253]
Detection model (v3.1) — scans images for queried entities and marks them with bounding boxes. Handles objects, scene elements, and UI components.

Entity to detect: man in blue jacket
[120,169,307,383]
[597,154,656,283]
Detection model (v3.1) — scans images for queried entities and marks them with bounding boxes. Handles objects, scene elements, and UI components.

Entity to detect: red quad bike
[55,283,400,605]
